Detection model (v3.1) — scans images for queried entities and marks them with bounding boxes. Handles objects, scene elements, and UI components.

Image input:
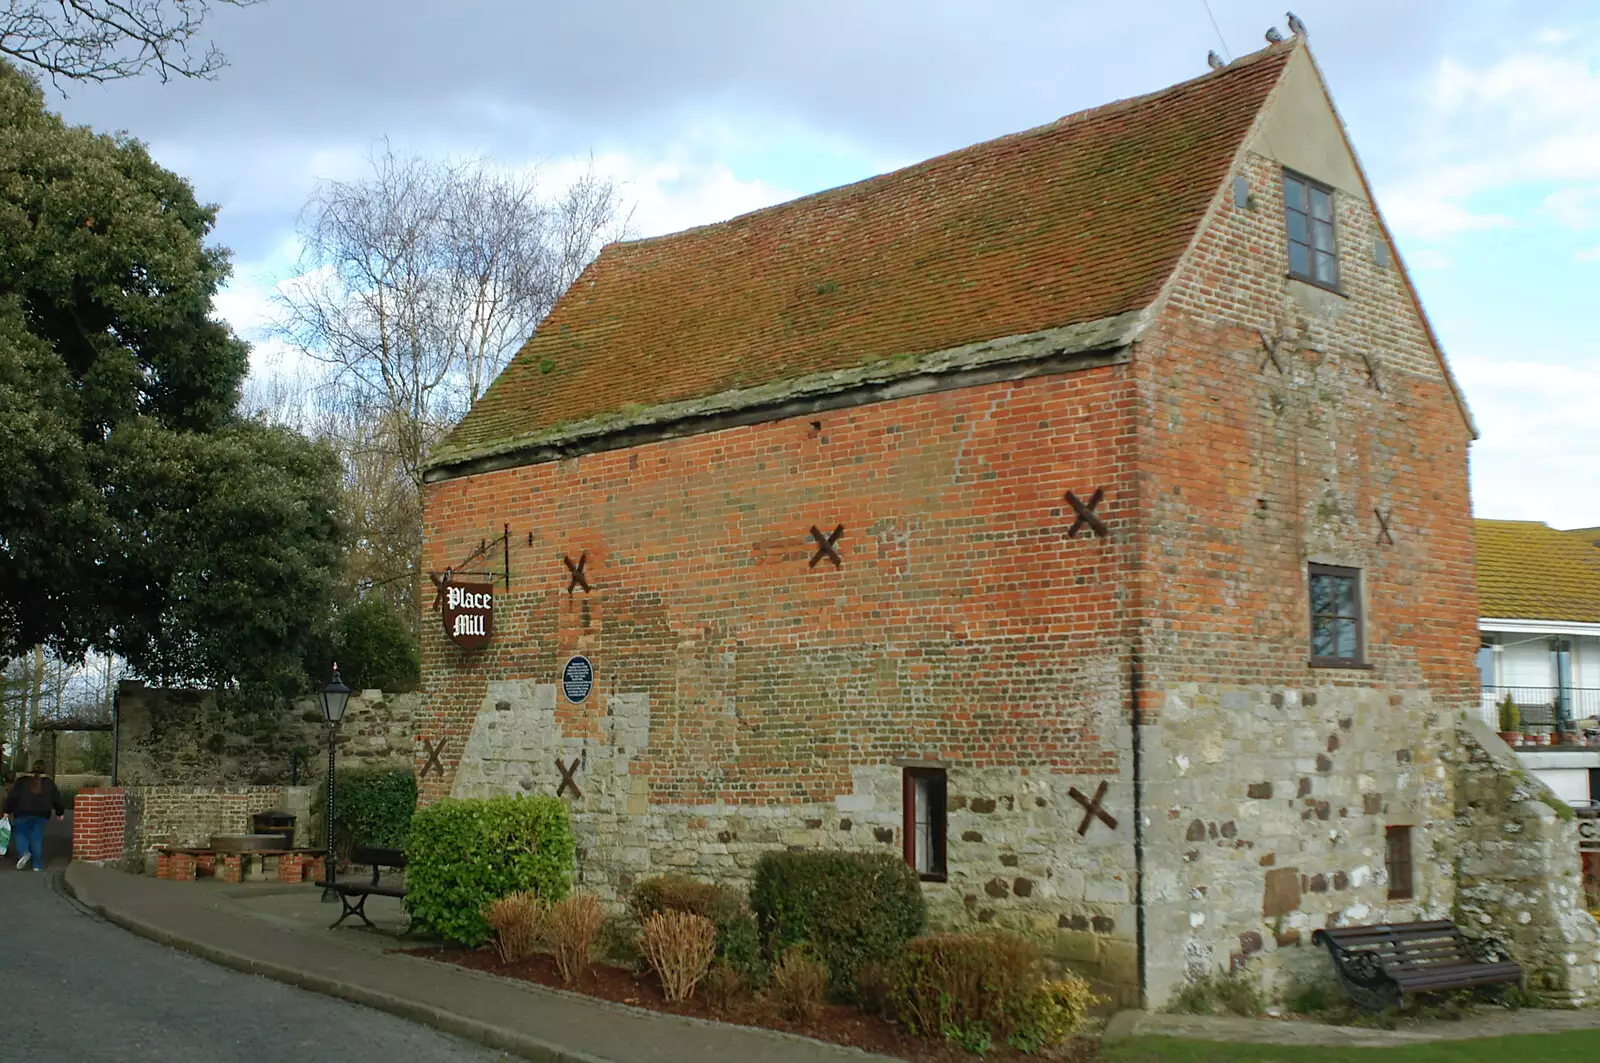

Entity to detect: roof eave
[425,308,1151,482]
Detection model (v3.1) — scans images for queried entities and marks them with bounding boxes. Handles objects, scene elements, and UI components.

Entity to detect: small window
[1283,171,1339,289]
[1308,563,1363,667]
[903,768,947,881]
[1385,825,1414,900]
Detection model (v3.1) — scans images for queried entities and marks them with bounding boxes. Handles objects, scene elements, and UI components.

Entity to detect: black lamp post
[319,663,352,902]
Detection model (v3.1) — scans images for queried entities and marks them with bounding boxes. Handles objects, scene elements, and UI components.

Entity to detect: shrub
[629,874,761,976]
[598,914,643,969]
[702,962,749,1015]
[638,910,718,1002]
[315,766,416,859]
[890,931,1100,1052]
[769,950,828,1022]
[749,850,925,996]
[545,893,605,986]
[335,598,420,692]
[891,932,1039,1044]
[853,960,894,1016]
[1010,978,1103,1053]
[484,891,544,964]
[405,795,574,946]
[1497,693,1520,733]
[1166,969,1266,1017]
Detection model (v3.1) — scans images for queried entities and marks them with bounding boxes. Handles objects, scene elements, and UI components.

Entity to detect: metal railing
[1480,685,1600,731]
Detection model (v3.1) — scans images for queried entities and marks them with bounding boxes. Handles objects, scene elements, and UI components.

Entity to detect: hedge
[404,795,574,945]
[890,931,1097,1053]
[750,850,925,996]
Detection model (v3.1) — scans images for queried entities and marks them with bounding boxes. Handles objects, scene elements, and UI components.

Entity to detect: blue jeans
[12,815,46,870]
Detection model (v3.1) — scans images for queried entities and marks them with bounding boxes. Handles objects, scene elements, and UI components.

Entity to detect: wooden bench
[329,846,407,930]
[1312,920,1523,1010]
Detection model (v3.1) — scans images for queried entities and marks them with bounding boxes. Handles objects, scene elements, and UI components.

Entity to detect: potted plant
[1497,694,1521,746]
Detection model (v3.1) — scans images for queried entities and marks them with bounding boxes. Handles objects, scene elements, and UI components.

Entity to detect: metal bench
[329,846,407,930]
[1312,920,1523,1010]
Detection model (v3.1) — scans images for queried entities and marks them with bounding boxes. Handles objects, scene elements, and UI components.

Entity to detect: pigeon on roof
[1265,26,1284,43]
[1287,11,1308,36]
[1208,50,1225,70]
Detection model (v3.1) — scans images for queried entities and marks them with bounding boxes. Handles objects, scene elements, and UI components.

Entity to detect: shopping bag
[0,817,11,854]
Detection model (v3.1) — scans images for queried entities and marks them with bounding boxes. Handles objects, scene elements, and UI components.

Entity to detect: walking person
[4,761,65,871]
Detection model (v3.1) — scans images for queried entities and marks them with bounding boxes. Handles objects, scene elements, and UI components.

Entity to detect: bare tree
[270,145,630,627]
[1,0,263,84]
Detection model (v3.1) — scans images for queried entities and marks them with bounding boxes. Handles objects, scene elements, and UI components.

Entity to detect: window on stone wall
[1283,170,1339,289]
[1309,563,1364,668]
[1386,825,1414,900]
[903,767,947,881]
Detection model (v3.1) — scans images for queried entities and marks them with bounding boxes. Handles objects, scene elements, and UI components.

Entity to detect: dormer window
[1283,170,1338,289]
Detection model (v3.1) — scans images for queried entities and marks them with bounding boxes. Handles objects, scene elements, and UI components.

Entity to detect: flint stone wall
[450,678,1142,1002]
[115,680,417,787]
[1454,717,1600,1005]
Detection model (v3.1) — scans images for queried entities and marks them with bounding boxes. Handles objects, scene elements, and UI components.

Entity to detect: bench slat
[1314,920,1523,1005]
[333,884,407,898]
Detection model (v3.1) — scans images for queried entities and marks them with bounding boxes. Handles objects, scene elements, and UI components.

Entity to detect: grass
[1103,1030,1600,1063]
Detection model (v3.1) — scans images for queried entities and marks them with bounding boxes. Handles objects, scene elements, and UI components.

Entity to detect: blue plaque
[562,655,594,704]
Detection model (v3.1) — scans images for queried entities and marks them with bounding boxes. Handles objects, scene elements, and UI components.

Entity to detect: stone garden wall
[115,680,417,787]
[1453,717,1600,1005]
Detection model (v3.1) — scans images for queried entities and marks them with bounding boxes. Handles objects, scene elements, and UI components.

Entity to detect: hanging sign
[563,655,594,704]
[442,582,494,649]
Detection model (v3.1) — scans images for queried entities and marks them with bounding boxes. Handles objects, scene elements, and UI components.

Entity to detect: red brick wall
[1132,151,1479,701]
[72,788,126,863]
[1128,147,1479,999]
[419,366,1137,805]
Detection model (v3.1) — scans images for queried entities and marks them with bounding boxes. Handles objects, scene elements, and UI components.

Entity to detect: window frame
[1385,825,1414,901]
[902,767,948,882]
[1282,169,1341,292]
[1308,563,1365,669]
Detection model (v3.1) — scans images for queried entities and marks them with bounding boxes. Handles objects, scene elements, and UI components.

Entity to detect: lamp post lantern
[319,664,352,902]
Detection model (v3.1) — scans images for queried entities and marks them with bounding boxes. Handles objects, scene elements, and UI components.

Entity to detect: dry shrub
[543,893,605,986]
[483,891,544,964]
[702,962,749,1015]
[638,910,717,1001]
[769,950,828,1022]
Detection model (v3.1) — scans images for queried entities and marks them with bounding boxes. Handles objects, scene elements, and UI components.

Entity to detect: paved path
[0,867,506,1063]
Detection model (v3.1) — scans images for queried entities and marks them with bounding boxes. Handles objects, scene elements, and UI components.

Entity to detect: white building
[1476,520,1600,807]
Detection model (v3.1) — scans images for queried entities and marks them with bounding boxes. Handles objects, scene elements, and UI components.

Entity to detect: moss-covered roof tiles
[429,43,1296,471]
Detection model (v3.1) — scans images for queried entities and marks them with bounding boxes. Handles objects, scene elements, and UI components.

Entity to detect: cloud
[1382,196,1513,240]
[1575,246,1600,262]
[1455,354,1600,526]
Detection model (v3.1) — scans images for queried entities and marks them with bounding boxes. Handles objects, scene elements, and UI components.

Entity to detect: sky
[42,0,1600,529]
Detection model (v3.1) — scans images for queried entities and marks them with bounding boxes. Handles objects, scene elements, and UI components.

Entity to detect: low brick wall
[69,784,313,870]
[72,788,127,862]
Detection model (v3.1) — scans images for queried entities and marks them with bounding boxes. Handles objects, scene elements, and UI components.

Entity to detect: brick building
[418,37,1480,1005]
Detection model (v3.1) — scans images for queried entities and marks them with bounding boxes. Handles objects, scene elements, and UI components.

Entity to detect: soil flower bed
[407,945,1101,1062]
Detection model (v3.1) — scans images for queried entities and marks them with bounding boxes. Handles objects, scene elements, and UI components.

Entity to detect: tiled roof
[1476,520,1600,623]
[430,43,1296,470]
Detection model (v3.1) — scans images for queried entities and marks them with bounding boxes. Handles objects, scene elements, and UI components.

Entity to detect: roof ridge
[611,40,1297,252]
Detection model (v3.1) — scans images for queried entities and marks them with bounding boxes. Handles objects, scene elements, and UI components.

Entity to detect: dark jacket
[3,775,64,819]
